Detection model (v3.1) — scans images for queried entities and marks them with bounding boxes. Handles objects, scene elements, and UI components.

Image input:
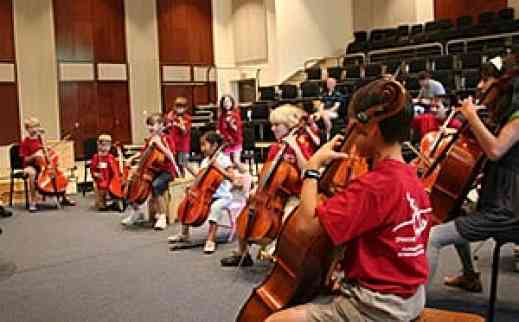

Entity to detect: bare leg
[207,222,218,243]
[265,306,310,322]
[24,167,38,208]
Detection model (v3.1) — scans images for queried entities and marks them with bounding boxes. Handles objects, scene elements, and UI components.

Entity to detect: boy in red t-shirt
[90,134,122,211]
[266,83,431,322]
[221,104,320,267]
[121,113,178,230]
[19,117,75,212]
[165,96,193,177]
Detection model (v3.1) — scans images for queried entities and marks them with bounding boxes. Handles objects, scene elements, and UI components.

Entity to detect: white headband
[489,56,503,72]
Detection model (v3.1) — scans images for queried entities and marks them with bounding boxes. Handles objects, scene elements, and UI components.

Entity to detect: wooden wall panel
[94,0,126,62]
[162,84,194,113]
[0,84,20,145]
[54,0,131,158]
[59,82,98,156]
[54,0,94,61]
[96,82,131,143]
[0,0,15,60]
[435,0,506,21]
[0,0,20,144]
[157,0,214,65]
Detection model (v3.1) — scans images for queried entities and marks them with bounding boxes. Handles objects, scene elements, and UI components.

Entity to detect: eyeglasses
[175,104,187,107]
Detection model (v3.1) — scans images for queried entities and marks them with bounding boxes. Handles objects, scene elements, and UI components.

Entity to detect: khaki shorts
[306,284,425,322]
[306,295,367,322]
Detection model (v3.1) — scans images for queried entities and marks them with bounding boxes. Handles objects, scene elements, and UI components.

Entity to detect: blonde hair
[146,113,164,126]
[24,117,40,129]
[174,97,187,105]
[269,104,305,128]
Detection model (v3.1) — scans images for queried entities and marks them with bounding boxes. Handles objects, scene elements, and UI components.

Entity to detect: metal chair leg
[83,164,87,197]
[24,178,29,209]
[487,241,504,322]
[9,175,14,207]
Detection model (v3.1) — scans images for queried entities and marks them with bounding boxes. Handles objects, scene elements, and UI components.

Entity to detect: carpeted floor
[0,196,518,322]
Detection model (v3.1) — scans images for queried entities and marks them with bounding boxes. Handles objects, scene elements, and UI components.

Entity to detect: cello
[34,131,70,206]
[235,124,314,246]
[177,144,229,227]
[107,143,125,200]
[124,127,175,205]
[235,79,408,322]
[424,82,502,225]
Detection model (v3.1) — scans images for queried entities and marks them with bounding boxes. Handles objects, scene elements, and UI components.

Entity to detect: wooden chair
[415,308,484,322]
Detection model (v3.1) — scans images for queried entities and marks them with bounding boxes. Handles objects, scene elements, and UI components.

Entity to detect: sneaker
[28,204,38,213]
[61,198,76,206]
[154,214,167,230]
[121,211,142,226]
[0,206,12,217]
[220,252,253,267]
[444,272,483,293]
[168,233,190,243]
[203,240,216,254]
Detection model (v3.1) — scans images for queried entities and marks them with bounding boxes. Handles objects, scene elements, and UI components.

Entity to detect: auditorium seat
[408,57,428,74]
[396,25,410,46]
[461,69,480,91]
[258,86,276,101]
[405,75,420,97]
[300,81,321,98]
[344,64,362,80]
[459,53,482,70]
[305,67,322,81]
[364,63,383,80]
[431,70,456,93]
[327,66,345,80]
[385,60,402,75]
[433,55,455,71]
[279,84,298,101]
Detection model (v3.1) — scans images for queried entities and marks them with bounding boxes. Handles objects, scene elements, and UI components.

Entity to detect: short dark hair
[201,130,223,146]
[378,101,414,144]
[480,62,502,79]
[417,71,431,81]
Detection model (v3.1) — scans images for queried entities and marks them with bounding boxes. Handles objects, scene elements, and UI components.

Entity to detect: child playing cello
[220,104,320,267]
[20,117,75,212]
[90,134,122,211]
[168,131,243,254]
[121,113,177,230]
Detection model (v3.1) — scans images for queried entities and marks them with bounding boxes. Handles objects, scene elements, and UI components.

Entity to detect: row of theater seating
[347,7,519,54]
[257,51,493,103]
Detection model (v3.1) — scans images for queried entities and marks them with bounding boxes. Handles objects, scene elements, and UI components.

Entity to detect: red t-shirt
[218,110,243,147]
[412,113,439,138]
[266,130,318,194]
[166,111,192,153]
[143,134,177,177]
[267,133,316,164]
[20,137,43,167]
[90,153,120,190]
[317,159,431,298]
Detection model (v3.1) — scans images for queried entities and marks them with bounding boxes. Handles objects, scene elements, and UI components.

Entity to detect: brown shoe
[444,272,483,293]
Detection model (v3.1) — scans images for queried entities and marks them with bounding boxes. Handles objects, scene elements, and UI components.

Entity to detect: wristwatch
[303,169,321,181]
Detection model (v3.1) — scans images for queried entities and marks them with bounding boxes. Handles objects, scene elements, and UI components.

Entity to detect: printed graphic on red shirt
[317,160,431,298]
[392,193,431,258]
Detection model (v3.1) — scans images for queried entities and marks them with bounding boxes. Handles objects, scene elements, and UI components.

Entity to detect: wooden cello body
[124,143,167,205]
[177,166,226,227]
[107,145,125,199]
[236,79,407,322]
[34,134,68,196]
[235,126,312,246]
[177,145,228,227]
[426,84,501,225]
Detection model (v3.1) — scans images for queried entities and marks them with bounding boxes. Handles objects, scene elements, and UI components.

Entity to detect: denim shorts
[152,172,173,197]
